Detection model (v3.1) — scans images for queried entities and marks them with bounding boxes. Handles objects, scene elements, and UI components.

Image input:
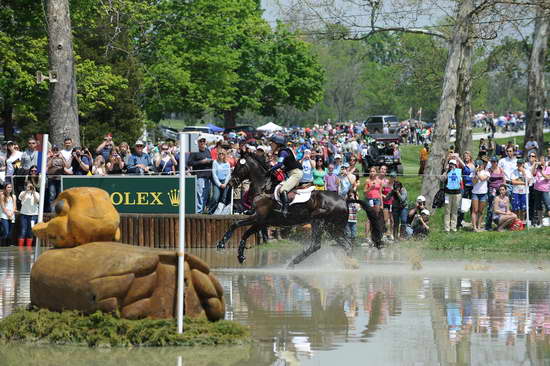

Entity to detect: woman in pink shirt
[363,166,383,238]
[532,160,550,226]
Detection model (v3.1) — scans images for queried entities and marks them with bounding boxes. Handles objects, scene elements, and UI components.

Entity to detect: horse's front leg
[288,220,322,268]
[237,224,261,264]
[216,215,258,250]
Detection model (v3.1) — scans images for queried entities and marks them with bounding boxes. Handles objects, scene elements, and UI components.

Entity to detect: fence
[41,213,258,248]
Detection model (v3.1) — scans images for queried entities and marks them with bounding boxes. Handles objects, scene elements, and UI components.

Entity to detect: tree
[47,0,80,146]
[142,0,324,128]
[525,4,549,156]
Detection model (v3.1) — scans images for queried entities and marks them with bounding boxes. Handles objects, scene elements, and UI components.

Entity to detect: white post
[177,132,186,334]
[34,134,49,260]
[525,179,530,229]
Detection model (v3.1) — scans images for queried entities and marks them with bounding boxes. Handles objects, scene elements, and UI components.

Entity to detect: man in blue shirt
[127,141,152,175]
[442,158,463,232]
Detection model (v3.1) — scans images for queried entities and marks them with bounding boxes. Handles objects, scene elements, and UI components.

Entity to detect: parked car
[365,115,400,134]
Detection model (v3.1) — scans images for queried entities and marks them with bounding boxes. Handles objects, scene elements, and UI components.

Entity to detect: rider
[268,135,303,217]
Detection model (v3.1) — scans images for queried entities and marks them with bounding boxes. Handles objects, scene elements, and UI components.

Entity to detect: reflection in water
[2,247,550,365]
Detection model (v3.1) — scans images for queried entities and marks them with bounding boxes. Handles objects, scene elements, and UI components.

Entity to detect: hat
[449,159,457,165]
[334,154,342,159]
[389,171,397,178]
[342,162,350,168]
[421,209,430,216]
[517,158,524,164]
[475,159,484,166]
[490,156,498,162]
[135,140,145,146]
[196,137,206,143]
[52,144,60,150]
[304,149,311,154]
[416,195,426,202]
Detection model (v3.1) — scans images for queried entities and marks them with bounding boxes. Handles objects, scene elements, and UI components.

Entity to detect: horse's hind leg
[237,224,260,264]
[288,220,322,268]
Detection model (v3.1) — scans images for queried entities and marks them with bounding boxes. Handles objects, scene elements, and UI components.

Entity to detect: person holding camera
[441,158,463,232]
[106,149,125,174]
[92,155,107,176]
[18,182,39,247]
[154,143,178,175]
[96,134,115,161]
[389,172,408,240]
[0,183,17,246]
[410,209,430,238]
[69,146,91,175]
[532,158,550,227]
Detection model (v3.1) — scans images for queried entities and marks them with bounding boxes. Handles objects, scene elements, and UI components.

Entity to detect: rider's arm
[270,150,289,171]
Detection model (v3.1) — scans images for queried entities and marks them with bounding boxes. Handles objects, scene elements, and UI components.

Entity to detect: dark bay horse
[215,152,384,267]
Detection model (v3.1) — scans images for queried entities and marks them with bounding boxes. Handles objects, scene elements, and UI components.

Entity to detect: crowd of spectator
[0,116,547,247]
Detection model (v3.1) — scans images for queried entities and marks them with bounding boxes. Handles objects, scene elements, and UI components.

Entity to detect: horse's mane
[246,151,270,171]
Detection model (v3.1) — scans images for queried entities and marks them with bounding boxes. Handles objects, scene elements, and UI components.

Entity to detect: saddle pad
[274,184,315,206]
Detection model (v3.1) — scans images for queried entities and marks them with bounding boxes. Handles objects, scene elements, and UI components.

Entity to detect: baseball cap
[421,209,430,216]
[475,160,484,166]
[135,140,145,146]
[490,156,498,162]
[449,159,457,165]
[334,154,342,159]
[389,171,397,177]
[342,162,350,168]
[416,195,426,202]
[517,158,524,164]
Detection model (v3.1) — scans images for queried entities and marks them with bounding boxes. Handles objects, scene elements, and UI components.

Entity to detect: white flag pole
[34,134,49,260]
[177,132,186,334]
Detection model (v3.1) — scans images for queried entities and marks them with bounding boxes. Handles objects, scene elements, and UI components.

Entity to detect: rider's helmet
[270,135,285,146]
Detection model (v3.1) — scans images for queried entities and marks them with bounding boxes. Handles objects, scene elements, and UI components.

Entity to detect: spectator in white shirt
[18,182,39,248]
[525,136,539,156]
[498,146,517,184]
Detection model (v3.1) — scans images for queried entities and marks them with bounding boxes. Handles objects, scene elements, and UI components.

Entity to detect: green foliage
[0,308,250,347]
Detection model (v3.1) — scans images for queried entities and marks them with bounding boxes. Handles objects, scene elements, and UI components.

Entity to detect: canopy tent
[207,123,224,133]
[257,122,283,132]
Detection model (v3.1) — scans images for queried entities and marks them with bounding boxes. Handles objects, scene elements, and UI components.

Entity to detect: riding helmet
[270,135,285,146]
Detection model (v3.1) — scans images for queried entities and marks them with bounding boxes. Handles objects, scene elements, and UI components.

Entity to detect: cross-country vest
[278,147,301,172]
[446,168,462,193]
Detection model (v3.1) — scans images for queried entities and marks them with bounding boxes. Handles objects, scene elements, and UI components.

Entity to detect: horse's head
[229,152,257,188]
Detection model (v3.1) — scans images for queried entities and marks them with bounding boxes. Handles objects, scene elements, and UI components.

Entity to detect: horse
[215,152,385,267]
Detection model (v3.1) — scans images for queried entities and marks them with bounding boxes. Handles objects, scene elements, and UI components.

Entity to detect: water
[2,246,550,365]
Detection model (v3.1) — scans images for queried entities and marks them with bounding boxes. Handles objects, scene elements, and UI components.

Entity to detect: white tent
[257,122,283,132]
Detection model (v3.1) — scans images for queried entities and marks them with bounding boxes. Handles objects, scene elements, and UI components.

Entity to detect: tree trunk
[525,6,549,157]
[454,38,473,156]
[421,0,474,208]
[223,109,238,129]
[47,0,80,147]
[1,104,15,141]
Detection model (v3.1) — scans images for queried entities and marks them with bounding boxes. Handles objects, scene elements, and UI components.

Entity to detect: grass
[0,308,250,348]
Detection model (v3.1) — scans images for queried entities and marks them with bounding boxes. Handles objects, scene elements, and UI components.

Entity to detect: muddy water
[2,246,550,365]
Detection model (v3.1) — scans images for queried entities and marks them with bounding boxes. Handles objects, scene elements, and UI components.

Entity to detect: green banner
[62,176,196,214]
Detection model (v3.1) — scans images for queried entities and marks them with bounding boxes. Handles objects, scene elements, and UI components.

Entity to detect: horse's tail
[347,199,385,247]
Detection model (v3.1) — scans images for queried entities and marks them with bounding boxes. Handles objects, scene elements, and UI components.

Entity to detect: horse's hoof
[237,254,246,264]
[216,241,225,250]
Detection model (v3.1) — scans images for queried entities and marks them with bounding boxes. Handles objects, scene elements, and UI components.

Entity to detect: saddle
[274,183,315,206]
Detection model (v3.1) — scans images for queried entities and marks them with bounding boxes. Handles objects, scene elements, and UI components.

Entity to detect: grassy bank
[0,308,250,348]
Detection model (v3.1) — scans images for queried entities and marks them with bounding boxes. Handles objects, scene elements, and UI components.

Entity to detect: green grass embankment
[0,308,250,348]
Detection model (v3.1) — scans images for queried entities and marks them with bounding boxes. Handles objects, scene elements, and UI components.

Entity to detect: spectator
[69,146,91,175]
[532,158,550,227]
[60,137,74,164]
[324,164,339,193]
[46,145,70,212]
[525,152,538,224]
[18,181,39,248]
[485,156,506,230]
[346,191,360,245]
[498,145,517,191]
[410,209,430,238]
[333,154,343,175]
[510,159,530,221]
[492,184,517,231]
[5,141,22,186]
[313,159,326,190]
[380,165,394,239]
[209,149,231,214]
[92,155,107,176]
[524,135,539,157]
[418,143,429,175]
[118,142,131,165]
[19,138,39,191]
[486,136,495,156]
[24,165,40,191]
[457,151,474,229]
[127,141,152,175]
[188,137,213,214]
[106,149,125,174]
[363,166,383,237]
[389,172,408,240]
[441,158,462,233]
[96,134,115,161]
[407,195,427,224]
[154,143,177,175]
[471,160,490,232]
[338,163,352,198]
[300,149,314,184]
[0,183,17,246]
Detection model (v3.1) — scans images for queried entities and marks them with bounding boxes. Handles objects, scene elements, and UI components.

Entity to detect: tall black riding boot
[280,191,289,217]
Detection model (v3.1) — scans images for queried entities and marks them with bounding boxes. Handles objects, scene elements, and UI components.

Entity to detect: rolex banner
[62,176,196,214]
